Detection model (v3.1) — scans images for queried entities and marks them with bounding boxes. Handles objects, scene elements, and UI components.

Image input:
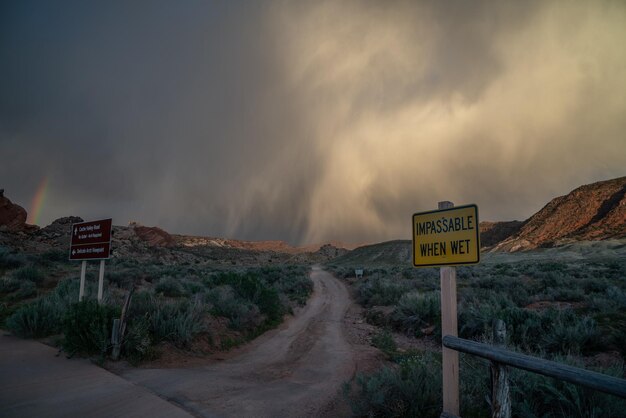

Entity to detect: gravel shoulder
[0,332,193,418]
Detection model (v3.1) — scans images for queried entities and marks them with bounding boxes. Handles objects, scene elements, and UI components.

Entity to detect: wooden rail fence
[440,320,626,418]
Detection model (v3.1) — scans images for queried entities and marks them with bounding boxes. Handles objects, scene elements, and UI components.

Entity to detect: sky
[1,1,625,245]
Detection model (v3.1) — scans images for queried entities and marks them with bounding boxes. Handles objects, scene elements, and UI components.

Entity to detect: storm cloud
[1,1,625,244]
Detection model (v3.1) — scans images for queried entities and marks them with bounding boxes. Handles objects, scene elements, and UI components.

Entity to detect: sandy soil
[120,266,380,418]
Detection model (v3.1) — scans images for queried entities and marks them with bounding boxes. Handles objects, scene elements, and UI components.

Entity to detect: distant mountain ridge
[1,176,624,259]
[332,176,626,264]
[172,235,358,254]
[489,176,626,251]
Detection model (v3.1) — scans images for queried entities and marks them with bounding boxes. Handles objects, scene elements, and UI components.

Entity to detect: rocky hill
[0,191,349,265]
[174,235,357,254]
[491,176,626,251]
[334,176,626,263]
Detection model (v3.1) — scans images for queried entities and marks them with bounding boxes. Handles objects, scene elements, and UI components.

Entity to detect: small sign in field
[412,204,480,267]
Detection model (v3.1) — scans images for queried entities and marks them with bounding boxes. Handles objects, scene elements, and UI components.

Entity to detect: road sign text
[412,205,480,267]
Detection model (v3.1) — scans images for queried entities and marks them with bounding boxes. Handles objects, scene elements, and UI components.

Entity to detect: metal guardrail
[443,335,626,399]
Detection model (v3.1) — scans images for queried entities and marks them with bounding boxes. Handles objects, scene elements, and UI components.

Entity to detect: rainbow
[28,177,49,225]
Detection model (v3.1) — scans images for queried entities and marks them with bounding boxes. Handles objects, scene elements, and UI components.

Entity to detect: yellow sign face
[412,204,480,267]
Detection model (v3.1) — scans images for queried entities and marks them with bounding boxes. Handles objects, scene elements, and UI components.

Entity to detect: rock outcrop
[314,244,349,259]
[40,216,84,237]
[134,225,175,247]
[493,176,626,251]
[0,192,28,232]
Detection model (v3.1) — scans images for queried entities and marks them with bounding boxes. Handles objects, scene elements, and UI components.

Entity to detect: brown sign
[70,242,111,260]
[70,219,112,246]
[69,219,112,260]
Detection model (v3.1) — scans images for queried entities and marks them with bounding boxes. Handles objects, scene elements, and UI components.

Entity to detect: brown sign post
[69,219,112,303]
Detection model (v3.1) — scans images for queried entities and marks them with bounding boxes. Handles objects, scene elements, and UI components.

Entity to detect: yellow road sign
[412,204,480,267]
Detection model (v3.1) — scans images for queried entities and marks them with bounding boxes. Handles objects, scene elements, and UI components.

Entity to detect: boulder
[0,192,27,232]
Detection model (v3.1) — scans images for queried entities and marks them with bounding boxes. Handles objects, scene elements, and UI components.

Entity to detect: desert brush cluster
[0,246,312,364]
[330,256,626,417]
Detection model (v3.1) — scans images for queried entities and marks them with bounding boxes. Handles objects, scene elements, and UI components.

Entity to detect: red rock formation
[134,225,175,247]
[493,176,626,251]
[0,191,27,232]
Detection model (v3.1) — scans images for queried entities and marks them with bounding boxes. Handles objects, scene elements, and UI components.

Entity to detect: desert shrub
[330,266,357,279]
[458,292,517,340]
[6,297,64,338]
[459,301,602,355]
[155,276,186,297]
[348,352,625,418]
[40,249,66,262]
[582,278,611,293]
[371,329,397,357]
[0,247,25,269]
[538,262,567,272]
[106,270,134,289]
[539,286,586,302]
[273,273,313,305]
[5,278,93,339]
[53,278,85,303]
[0,302,14,326]
[12,266,44,285]
[256,287,283,323]
[593,312,626,355]
[391,291,440,336]
[345,353,442,418]
[472,275,531,306]
[122,315,156,364]
[541,314,600,355]
[210,272,286,323]
[206,286,262,330]
[591,286,626,313]
[12,280,37,300]
[357,277,410,307]
[400,268,439,289]
[150,299,205,348]
[63,300,119,356]
[127,289,157,318]
[182,280,204,295]
[458,355,491,418]
[0,276,21,293]
[510,359,626,418]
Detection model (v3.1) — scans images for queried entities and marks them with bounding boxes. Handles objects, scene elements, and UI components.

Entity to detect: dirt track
[122,266,372,418]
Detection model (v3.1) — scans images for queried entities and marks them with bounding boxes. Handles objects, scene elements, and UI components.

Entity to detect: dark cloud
[1,0,625,244]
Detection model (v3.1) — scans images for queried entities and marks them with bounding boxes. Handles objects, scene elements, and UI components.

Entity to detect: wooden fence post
[491,319,511,418]
[111,288,134,360]
[111,318,121,358]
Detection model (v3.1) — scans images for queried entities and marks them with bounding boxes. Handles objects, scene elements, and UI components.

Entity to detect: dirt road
[122,266,371,418]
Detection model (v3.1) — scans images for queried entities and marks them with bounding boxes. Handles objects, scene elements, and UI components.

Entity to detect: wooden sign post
[438,201,459,416]
[412,201,480,417]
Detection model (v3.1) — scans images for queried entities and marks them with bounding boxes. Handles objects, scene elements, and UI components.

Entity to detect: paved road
[122,266,356,418]
[0,333,193,418]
